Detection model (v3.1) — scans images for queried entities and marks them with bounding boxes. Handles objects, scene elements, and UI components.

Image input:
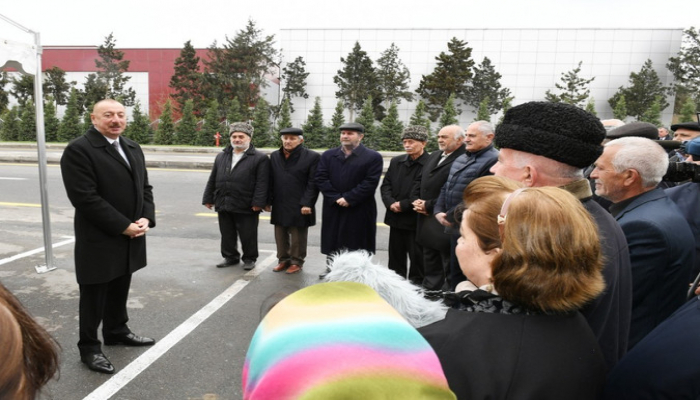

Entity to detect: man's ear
[522,165,536,187]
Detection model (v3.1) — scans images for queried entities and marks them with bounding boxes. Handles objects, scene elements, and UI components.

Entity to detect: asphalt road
[0,161,390,400]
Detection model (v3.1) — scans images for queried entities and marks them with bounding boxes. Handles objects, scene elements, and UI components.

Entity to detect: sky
[1,0,699,49]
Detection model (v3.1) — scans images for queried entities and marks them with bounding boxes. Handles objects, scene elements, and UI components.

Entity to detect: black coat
[202,145,270,214]
[413,147,467,251]
[60,127,156,285]
[269,145,320,227]
[315,144,383,255]
[419,309,606,400]
[380,152,428,230]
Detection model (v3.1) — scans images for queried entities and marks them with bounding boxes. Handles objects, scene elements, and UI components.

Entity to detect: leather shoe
[216,259,240,268]
[82,353,115,374]
[243,261,256,270]
[286,265,302,274]
[104,332,156,347]
[272,262,289,272]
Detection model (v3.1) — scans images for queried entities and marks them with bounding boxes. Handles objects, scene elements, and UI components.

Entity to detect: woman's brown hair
[0,283,60,400]
[463,176,604,313]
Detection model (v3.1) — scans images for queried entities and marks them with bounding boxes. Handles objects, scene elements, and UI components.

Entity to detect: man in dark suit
[412,125,466,290]
[591,136,695,349]
[61,99,156,374]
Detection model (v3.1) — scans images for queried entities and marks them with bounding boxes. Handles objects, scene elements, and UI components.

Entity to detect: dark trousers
[422,246,451,290]
[78,273,132,356]
[218,211,259,262]
[388,227,424,283]
[274,225,309,266]
[449,233,467,290]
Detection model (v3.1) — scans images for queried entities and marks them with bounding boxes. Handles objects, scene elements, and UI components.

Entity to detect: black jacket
[202,145,270,214]
[269,145,320,227]
[380,152,428,230]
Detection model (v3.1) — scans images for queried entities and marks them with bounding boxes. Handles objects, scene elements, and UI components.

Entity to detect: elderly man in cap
[315,122,383,278]
[491,101,633,369]
[590,136,694,350]
[672,121,700,142]
[434,121,498,290]
[380,126,430,283]
[268,127,320,275]
[203,122,270,270]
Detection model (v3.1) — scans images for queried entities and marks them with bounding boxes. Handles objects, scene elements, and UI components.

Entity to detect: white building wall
[279,28,683,130]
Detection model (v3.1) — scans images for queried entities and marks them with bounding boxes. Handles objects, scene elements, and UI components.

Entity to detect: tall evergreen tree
[10,75,35,104]
[302,97,326,149]
[197,99,220,147]
[612,94,628,120]
[82,111,92,133]
[410,100,435,151]
[203,19,279,119]
[667,27,700,112]
[44,98,60,142]
[640,97,662,126]
[498,96,514,125]
[334,41,383,121]
[0,71,10,113]
[437,94,459,129]
[154,99,175,145]
[19,102,36,141]
[327,100,346,148]
[251,97,272,148]
[226,97,244,124]
[465,57,511,114]
[124,101,152,144]
[58,89,83,142]
[378,102,404,151]
[0,107,21,141]
[281,56,309,110]
[355,96,378,149]
[679,96,698,123]
[544,61,595,107]
[277,97,292,130]
[170,40,206,116]
[376,43,413,109]
[176,99,198,145]
[585,97,597,116]
[43,66,72,106]
[609,59,669,120]
[475,97,491,122]
[82,33,136,109]
[416,37,475,121]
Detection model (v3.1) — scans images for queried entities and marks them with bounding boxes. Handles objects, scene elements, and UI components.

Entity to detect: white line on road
[0,177,27,180]
[0,237,75,266]
[83,251,277,400]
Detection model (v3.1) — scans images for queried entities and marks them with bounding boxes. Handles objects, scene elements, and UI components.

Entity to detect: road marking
[83,251,277,400]
[0,237,75,266]
[0,177,28,180]
[195,213,271,220]
[0,201,42,208]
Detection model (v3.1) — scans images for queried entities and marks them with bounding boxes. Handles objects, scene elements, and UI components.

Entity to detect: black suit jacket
[412,146,466,251]
[61,127,156,284]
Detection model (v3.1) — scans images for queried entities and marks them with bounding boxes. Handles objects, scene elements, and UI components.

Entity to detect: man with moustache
[268,127,320,275]
[412,125,466,290]
[380,126,430,283]
[316,122,383,279]
[61,99,156,374]
[203,122,270,271]
[433,121,498,289]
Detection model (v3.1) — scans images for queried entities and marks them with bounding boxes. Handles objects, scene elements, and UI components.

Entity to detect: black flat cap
[671,122,700,132]
[338,122,365,133]
[606,122,659,140]
[280,127,303,135]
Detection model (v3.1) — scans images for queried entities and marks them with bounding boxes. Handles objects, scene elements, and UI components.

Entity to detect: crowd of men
[56,98,700,398]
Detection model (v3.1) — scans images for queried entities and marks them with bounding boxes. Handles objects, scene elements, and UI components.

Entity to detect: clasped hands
[123,218,150,239]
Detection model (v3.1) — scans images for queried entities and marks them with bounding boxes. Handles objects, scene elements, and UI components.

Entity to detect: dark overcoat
[202,145,270,214]
[380,152,428,230]
[412,146,466,251]
[60,127,156,285]
[612,187,695,349]
[269,145,320,227]
[419,309,606,400]
[665,181,700,280]
[315,144,383,255]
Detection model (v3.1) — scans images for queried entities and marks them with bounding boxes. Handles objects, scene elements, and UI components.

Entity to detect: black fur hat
[495,102,606,168]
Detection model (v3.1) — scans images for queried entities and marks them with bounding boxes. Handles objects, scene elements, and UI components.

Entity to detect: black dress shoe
[82,353,115,374]
[243,261,256,270]
[104,332,156,346]
[216,259,240,268]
